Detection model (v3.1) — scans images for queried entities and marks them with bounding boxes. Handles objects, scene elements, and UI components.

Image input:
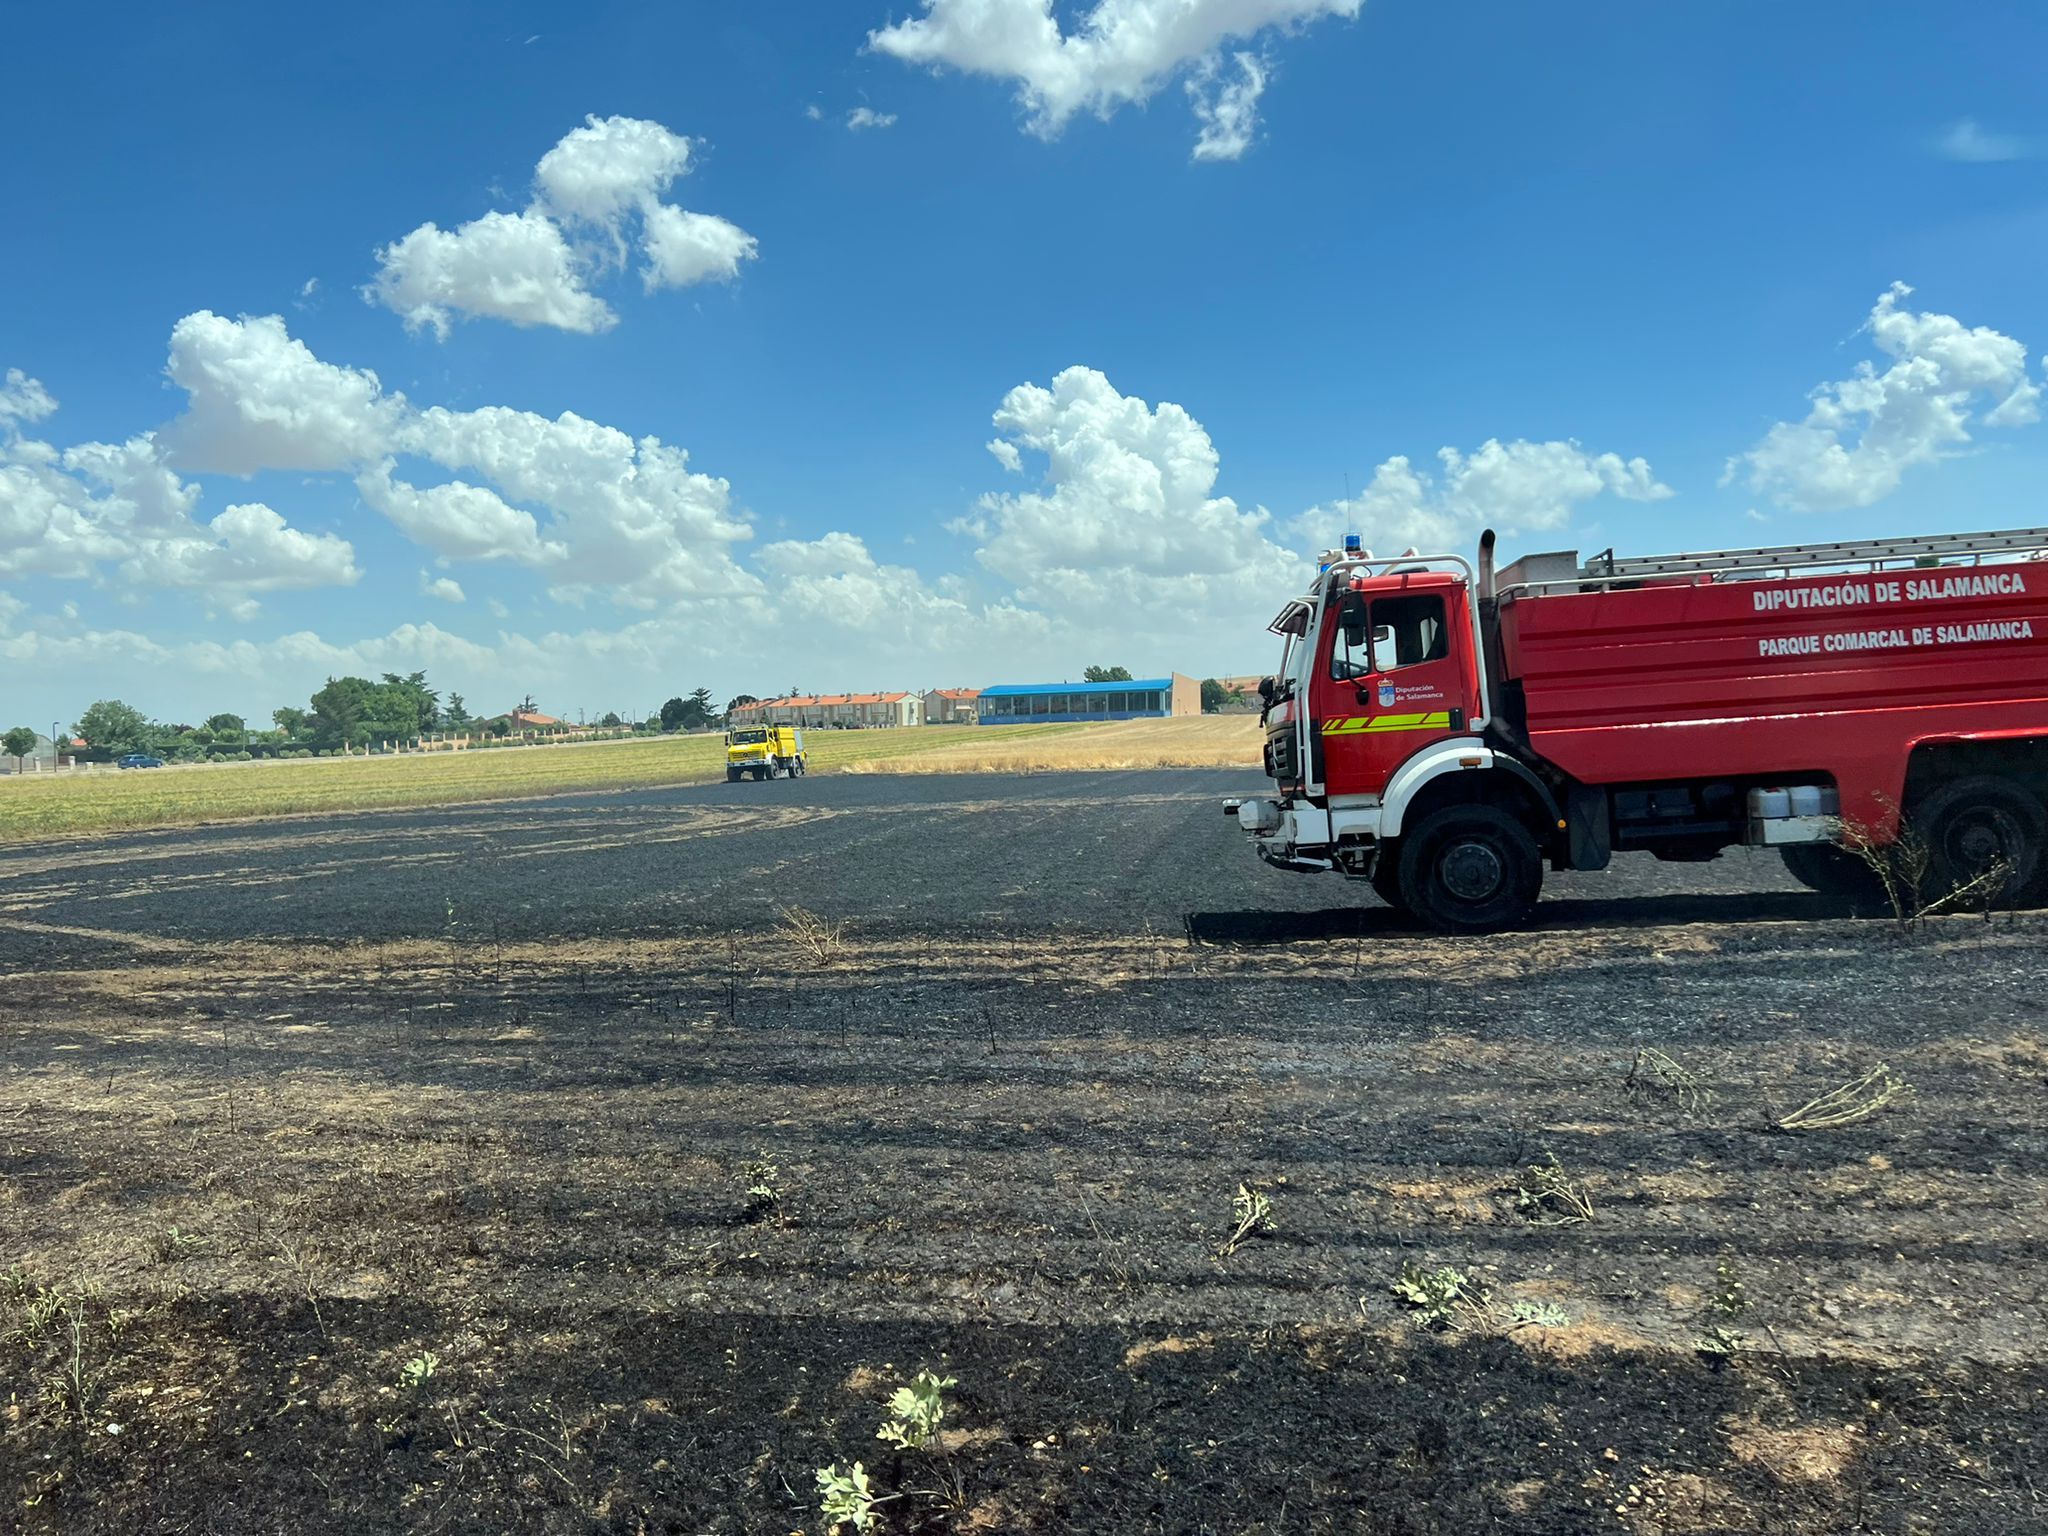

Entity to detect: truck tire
[1911,775,2047,907]
[1369,851,1408,913]
[1397,805,1543,934]
[726,767,741,783]
[1779,843,1889,908]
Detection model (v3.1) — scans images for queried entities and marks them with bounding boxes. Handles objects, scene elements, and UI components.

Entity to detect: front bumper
[1222,796,1381,873]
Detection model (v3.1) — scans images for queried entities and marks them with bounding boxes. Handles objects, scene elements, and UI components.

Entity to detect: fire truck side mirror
[1338,590,1369,649]
[1257,676,1276,705]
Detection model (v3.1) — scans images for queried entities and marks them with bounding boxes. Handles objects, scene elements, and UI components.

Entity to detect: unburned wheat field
[3,769,2045,1534]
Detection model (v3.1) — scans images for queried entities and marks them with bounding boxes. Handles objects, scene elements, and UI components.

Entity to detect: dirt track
[4,771,2045,1534]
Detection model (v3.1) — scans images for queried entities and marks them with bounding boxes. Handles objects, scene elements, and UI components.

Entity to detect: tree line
[18,673,738,765]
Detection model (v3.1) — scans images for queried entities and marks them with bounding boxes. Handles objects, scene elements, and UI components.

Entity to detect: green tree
[308,676,375,746]
[1083,665,1134,683]
[1200,678,1228,714]
[725,693,760,719]
[272,705,312,738]
[74,700,151,760]
[598,711,623,728]
[659,696,689,732]
[443,693,472,730]
[200,712,247,753]
[684,687,717,729]
[301,674,432,747]
[380,671,439,733]
[3,726,36,771]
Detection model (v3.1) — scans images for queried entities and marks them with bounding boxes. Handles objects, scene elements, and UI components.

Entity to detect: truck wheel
[1397,805,1542,934]
[1369,851,1408,913]
[1912,776,2046,906]
[726,767,741,783]
[1779,843,1889,909]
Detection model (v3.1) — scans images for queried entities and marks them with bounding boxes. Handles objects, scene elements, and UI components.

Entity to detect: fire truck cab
[1229,527,2048,933]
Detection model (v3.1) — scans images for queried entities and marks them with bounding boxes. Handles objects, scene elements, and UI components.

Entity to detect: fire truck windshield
[728,728,766,744]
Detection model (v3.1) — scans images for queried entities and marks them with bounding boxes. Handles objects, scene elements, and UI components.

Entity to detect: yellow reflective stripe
[1319,711,1451,735]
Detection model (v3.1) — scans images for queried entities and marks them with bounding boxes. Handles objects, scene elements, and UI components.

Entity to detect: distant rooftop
[981,679,1172,698]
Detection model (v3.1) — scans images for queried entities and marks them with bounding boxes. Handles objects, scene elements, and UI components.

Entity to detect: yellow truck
[725,725,807,782]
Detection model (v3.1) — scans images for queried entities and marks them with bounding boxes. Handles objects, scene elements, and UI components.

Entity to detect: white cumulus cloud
[638,205,759,291]
[139,501,360,594]
[370,210,617,339]
[0,368,58,427]
[356,458,565,566]
[847,106,898,131]
[1728,282,2042,512]
[868,0,1357,155]
[399,404,760,606]
[159,311,402,474]
[0,393,357,597]
[1294,439,1671,556]
[967,365,1304,628]
[367,114,756,337]
[419,571,467,603]
[534,113,693,232]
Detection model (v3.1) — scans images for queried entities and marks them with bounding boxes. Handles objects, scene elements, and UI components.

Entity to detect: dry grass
[838,715,1261,775]
[0,723,1087,845]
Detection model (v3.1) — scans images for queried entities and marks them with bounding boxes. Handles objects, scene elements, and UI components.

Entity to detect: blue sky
[4,0,2046,729]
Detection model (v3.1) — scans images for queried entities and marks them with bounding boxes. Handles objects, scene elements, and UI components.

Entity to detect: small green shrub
[877,1370,957,1451]
[740,1155,781,1214]
[400,1351,440,1390]
[817,1461,881,1532]
[1391,1261,1484,1329]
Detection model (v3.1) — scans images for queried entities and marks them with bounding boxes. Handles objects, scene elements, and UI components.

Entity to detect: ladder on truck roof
[1578,526,2048,583]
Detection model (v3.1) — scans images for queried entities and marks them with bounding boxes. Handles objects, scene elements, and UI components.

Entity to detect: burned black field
[4,770,2046,1534]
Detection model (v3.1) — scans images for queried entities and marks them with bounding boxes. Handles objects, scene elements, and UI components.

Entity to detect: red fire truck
[1226,527,2048,932]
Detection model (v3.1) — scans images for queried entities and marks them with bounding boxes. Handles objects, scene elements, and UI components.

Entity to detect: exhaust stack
[1478,528,1497,603]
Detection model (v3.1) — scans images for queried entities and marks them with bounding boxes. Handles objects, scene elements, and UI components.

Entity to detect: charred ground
[3,771,2044,1533]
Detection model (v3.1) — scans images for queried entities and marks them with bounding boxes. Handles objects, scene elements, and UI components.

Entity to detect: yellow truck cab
[725,725,807,782]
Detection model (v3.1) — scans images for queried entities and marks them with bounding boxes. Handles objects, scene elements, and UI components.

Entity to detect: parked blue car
[116,752,165,769]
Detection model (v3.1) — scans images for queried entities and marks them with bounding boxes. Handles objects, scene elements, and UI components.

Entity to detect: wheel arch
[1904,732,2048,807]
[1379,740,1561,843]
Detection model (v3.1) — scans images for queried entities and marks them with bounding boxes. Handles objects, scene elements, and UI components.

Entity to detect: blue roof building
[978,674,1198,722]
